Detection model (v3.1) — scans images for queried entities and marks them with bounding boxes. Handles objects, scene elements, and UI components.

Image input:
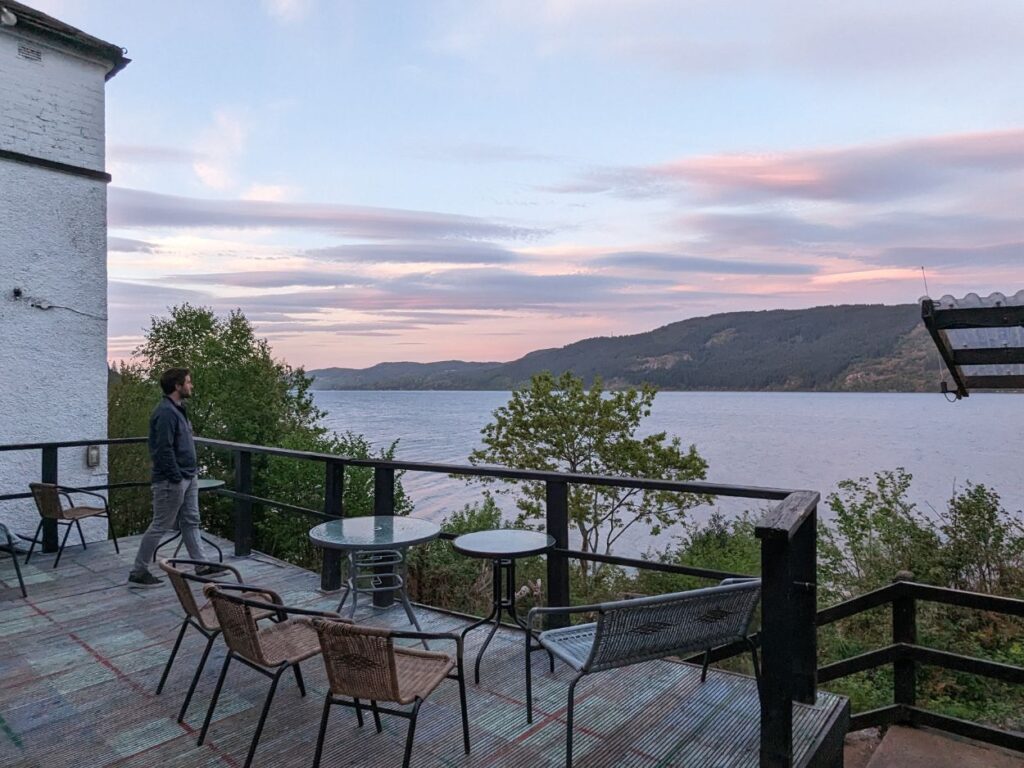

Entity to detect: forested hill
[309,303,939,392]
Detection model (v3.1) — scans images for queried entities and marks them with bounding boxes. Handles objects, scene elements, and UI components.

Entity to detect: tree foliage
[108,304,410,564]
[468,371,709,584]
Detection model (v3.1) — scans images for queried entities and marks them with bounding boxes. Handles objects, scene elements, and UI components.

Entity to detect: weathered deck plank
[1,534,847,767]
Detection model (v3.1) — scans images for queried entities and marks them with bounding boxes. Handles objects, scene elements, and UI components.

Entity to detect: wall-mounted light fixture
[86,445,101,468]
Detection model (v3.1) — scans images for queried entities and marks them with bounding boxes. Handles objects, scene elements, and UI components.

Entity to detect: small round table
[452,529,555,684]
[308,516,440,637]
[152,478,225,562]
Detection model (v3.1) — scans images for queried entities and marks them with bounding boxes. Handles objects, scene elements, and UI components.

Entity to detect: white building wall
[0,28,112,541]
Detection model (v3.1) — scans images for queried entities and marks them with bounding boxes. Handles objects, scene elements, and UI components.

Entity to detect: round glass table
[152,477,225,562]
[309,516,440,640]
[452,529,556,684]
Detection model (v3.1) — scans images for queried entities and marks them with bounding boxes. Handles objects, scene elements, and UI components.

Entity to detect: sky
[33,0,1024,368]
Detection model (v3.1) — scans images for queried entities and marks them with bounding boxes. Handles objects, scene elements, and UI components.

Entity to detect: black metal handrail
[817,580,1024,754]
[0,435,820,768]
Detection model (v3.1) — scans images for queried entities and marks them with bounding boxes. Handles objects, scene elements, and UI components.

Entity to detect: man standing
[128,368,222,587]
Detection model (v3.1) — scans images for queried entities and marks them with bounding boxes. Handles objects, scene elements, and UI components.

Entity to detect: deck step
[866,726,1024,768]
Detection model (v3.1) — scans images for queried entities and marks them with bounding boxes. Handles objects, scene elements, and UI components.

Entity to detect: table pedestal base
[338,549,428,648]
[461,558,553,684]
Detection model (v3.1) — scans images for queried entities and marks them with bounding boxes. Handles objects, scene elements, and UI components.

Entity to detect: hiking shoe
[128,571,163,588]
[194,563,229,577]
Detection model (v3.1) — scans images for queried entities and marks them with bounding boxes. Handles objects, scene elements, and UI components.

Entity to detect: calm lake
[313,390,1023,556]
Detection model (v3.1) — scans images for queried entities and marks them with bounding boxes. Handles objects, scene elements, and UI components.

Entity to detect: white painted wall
[0,26,112,542]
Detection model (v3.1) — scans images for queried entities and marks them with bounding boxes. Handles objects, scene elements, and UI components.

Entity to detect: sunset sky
[36,0,1024,368]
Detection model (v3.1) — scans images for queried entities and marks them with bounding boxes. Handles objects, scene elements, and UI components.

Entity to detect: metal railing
[817,580,1024,753]
[0,436,820,768]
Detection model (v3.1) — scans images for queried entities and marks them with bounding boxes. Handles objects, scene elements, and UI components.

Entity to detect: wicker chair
[154,558,278,723]
[26,483,119,568]
[0,522,27,598]
[308,618,470,768]
[198,583,341,768]
[525,578,762,768]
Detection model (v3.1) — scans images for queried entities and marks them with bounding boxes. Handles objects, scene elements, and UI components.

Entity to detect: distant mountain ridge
[308,303,938,392]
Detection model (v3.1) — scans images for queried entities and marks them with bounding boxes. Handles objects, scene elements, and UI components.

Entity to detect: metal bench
[525,578,762,767]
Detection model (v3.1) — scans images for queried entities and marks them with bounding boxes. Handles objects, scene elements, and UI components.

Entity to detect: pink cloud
[558,128,1024,204]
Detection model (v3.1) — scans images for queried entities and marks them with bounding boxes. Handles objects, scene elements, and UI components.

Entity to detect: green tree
[468,372,709,585]
[108,304,410,565]
[940,483,1024,594]
[819,468,943,597]
[406,497,506,615]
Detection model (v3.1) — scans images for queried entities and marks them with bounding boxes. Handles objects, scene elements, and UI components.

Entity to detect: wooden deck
[0,534,848,768]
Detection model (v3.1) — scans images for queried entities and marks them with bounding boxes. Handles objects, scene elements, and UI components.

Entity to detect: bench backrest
[585,579,761,673]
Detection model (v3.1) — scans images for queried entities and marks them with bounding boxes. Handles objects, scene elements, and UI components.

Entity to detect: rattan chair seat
[197,601,274,632]
[393,646,455,704]
[255,618,322,666]
[61,505,105,520]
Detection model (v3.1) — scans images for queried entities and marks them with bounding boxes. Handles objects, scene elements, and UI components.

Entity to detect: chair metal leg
[526,630,534,723]
[457,656,470,753]
[370,700,383,733]
[402,699,422,768]
[700,649,711,682]
[243,664,288,768]
[312,695,332,768]
[4,544,27,598]
[156,619,189,694]
[293,662,306,697]
[353,697,365,727]
[53,521,74,568]
[747,639,762,681]
[25,521,42,564]
[75,519,87,549]
[198,652,233,745]
[748,639,763,701]
[106,513,120,554]
[566,673,583,768]
[179,632,218,723]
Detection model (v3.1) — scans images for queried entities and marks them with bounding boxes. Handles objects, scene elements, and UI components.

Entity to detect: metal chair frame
[154,558,278,723]
[525,579,763,768]
[0,523,27,598]
[310,622,471,768]
[25,483,119,568]
[197,585,340,768]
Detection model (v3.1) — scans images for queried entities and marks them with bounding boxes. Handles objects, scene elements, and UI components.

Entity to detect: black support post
[321,461,345,591]
[758,532,793,768]
[893,586,917,710]
[790,503,817,704]
[233,450,253,557]
[41,446,59,552]
[373,467,396,607]
[544,480,571,629]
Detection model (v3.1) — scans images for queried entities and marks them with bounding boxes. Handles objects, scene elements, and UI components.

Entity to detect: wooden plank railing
[817,580,1024,754]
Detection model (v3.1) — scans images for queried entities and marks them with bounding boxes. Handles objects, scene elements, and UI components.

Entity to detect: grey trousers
[131,476,206,574]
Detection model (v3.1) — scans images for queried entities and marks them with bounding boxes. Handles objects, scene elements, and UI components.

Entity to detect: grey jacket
[149,396,197,483]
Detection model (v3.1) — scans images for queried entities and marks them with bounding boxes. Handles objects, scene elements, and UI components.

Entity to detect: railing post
[321,460,345,591]
[41,446,59,552]
[791,502,818,704]
[373,467,396,607]
[893,577,917,711]
[758,532,793,767]
[545,480,571,628]
[233,450,253,557]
